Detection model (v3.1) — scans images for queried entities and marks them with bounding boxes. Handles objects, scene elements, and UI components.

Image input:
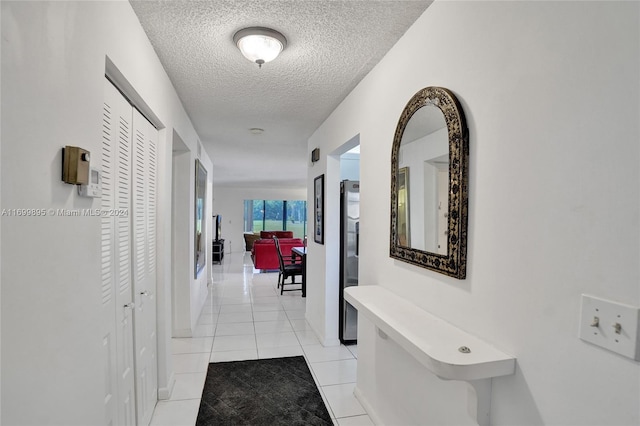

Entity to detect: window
[244,199,307,238]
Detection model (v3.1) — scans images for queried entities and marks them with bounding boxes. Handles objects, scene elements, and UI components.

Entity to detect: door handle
[139,291,150,296]
[123,302,135,309]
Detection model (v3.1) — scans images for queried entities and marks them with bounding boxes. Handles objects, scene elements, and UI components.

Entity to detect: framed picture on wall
[314,174,324,244]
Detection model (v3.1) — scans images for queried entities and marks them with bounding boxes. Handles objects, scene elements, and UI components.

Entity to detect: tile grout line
[159,252,369,426]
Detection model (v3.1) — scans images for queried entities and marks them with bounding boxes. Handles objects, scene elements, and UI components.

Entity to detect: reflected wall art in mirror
[390,86,469,279]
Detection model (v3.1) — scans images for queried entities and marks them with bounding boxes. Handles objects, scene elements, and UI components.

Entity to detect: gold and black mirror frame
[390,86,469,279]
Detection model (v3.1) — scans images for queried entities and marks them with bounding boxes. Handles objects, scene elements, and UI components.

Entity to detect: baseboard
[322,337,341,347]
[353,386,382,425]
[172,328,192,338]
[158,373,176,400]
[307,317,340,347]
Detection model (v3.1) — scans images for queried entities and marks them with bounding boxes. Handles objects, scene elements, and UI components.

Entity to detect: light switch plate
[579,294,640,360]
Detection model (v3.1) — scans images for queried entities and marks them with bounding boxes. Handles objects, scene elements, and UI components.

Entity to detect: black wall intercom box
[311,148,320,163]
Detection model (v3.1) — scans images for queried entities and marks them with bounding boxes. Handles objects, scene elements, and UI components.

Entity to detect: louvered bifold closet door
[102,80,136,426]
[132,108,158,426]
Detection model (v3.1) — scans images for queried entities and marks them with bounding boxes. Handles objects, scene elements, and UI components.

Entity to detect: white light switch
[579,294,640,360]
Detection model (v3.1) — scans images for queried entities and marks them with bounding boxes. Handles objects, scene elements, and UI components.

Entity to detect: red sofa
[251,232,303,270]
[258,231,293,239]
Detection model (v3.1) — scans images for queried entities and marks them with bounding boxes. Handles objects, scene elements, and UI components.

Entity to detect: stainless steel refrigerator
[339,180,360,344]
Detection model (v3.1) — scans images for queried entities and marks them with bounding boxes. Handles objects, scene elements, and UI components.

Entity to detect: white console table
[344,285,516,425]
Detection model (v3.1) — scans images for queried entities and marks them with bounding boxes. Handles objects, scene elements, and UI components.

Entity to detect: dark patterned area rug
[196,356,333,426]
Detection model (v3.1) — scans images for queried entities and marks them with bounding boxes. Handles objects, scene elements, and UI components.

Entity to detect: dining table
[291,246,307,297]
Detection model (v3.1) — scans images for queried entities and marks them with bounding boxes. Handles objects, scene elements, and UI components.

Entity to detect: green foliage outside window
[246,199,307,238]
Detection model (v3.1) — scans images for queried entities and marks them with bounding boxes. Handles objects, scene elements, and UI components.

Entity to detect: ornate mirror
[390,87,469,279]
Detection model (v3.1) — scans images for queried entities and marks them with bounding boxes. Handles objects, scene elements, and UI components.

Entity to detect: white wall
[171,147,191,336]
[1,1,211,423]
[212,186,307,254]
[0,4,3,417]
[307,1,639,424]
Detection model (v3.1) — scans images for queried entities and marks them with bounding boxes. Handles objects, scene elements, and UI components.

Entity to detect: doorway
[321,135,360,345]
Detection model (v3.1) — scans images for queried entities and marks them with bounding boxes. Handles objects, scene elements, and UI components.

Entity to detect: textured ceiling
[129,0,432,188]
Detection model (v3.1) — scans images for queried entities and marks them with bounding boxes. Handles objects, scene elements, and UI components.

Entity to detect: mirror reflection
[397,105,448,254]
[390,86,469,279]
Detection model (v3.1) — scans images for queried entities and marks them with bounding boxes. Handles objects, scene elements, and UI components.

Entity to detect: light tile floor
[150,252,373,426]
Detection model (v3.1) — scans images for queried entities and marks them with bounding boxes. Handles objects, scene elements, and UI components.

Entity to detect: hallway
[150,252,371,426]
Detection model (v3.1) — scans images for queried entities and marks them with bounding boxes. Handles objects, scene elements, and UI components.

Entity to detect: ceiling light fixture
[233,27,287,68]
[249,128,264,134]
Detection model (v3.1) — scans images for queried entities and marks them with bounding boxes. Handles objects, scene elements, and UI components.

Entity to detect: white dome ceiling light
[233,27,287,68]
